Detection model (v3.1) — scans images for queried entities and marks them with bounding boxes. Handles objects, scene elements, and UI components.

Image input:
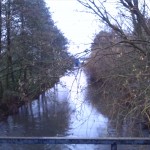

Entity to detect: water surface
[0,69,108,150]
[0,69,149,150]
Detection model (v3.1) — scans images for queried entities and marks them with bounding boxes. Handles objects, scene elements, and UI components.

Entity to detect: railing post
[111,143,117,150]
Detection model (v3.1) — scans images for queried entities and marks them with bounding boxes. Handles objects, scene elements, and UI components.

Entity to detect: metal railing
[0,137,150,150]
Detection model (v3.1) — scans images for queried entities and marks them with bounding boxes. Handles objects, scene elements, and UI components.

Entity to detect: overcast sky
[45,0,100,56]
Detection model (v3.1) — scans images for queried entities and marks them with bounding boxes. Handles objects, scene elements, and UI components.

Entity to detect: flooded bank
[0,69,108,150]
[0,69,149,150]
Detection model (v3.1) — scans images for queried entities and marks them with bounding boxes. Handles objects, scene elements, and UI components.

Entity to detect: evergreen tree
[0,0,73,103]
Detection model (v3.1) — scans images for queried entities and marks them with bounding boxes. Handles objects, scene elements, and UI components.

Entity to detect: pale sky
[45,0,100,56]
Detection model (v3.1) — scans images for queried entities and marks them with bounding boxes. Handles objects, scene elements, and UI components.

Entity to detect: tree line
[78,0,150,130]
[0,0,73,110]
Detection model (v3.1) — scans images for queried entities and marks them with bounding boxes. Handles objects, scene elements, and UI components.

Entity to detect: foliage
[0,0,73,103]
[78,0,150,129]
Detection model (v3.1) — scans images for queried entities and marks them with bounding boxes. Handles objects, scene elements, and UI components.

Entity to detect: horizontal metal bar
[0,137,150,145]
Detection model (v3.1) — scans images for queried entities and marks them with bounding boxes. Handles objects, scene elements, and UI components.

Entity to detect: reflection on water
[60,69,108,138]
[0,69,108,150]
[86,83,150,137]
[86,77,150,150]
[0,94,71,136]
[0,69,149,150]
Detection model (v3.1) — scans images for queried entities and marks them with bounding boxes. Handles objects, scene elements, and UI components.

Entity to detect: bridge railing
[0,137,150,150]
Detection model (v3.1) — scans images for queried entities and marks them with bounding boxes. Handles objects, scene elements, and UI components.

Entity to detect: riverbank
[0,69,109,150]
[0,100,24,121]
[0,78,60,121]
[84,66,150,136]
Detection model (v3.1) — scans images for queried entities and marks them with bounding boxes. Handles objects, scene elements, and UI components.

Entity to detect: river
[0,69,149,150]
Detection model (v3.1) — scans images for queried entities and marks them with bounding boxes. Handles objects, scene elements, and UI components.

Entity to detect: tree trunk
[6,0,14,89]
[0,0,2,54]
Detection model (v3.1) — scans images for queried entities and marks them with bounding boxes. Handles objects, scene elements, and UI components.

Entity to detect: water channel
[0,69,149,150]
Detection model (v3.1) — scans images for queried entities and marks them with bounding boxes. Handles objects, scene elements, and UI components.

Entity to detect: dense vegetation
[0,0,73,117]
[78,0,150,130]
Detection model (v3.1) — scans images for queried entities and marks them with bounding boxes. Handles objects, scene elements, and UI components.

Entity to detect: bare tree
[77,0,150,57]
[78,0,150,131]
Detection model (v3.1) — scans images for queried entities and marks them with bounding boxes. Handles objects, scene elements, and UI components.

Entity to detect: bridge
[0,137,150,150]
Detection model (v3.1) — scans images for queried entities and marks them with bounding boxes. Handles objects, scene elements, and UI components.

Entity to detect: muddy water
[0,69,149,150]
